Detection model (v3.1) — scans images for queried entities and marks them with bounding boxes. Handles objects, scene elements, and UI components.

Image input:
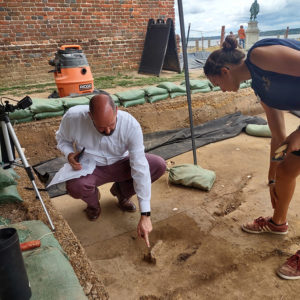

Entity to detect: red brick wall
[0,0,174,87]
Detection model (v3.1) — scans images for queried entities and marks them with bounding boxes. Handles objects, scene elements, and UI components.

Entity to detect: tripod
[0,99,55,231]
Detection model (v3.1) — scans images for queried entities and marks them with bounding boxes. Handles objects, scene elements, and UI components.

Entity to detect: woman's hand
[284,128,300,154]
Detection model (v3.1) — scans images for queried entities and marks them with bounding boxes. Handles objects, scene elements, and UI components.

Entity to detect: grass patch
[0,83,55,96]
[94,73,185,89]
[1,72,189,96]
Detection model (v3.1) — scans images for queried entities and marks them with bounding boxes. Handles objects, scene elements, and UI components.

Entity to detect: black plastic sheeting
[179,51,210,69]
[144,112,266,159]
[290,111,300,118]
[33,112,266,198]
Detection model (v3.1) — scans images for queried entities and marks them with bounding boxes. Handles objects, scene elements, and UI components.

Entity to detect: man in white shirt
[55,92,166,246]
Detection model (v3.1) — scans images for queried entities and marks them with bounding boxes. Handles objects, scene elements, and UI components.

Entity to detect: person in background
[203,35,300,280]
[238,25,246,49]
[53,92,166,247]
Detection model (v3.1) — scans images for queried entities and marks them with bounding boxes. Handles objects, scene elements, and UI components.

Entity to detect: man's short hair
[89,91,116,114]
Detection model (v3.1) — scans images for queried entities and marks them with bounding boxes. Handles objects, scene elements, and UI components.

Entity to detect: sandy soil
[2,79,300,299]
[51,111,300,300]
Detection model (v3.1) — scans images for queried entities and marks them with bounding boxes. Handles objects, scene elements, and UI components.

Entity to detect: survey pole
[177,0,197,165]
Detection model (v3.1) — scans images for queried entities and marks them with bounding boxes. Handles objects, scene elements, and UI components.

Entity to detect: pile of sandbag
[181,79,212,94]
[157,82,186,99]
[115,89,146,107]
[144,86,169,103]
[0,167,22,204]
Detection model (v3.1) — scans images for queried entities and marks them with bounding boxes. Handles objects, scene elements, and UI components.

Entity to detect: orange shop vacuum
[49,45,94,97]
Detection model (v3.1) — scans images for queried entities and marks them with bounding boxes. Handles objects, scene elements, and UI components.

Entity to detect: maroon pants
[66,154,166,209]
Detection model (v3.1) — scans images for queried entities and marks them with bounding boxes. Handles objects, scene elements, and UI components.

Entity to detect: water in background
[187,33,300,50]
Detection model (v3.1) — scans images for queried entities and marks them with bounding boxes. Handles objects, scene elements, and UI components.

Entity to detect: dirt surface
[51,112,300,300]
[2,73,300,299]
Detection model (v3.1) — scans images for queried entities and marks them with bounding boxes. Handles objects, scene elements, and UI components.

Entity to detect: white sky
[174,0,300,37]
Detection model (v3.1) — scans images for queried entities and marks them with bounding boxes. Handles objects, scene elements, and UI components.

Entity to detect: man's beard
[101,129,115,136]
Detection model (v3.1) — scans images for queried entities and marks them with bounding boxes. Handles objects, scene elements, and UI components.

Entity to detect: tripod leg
[5,120,55,231]
[1,121,14,163]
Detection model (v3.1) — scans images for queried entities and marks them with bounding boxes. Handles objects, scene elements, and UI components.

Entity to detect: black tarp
[179,51,210,69]
[33,112,266,198]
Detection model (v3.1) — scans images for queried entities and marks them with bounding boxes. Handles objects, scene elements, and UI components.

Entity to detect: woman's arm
[250,45,300,77]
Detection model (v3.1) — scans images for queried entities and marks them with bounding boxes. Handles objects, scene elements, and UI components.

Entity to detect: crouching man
[53,92,166,246]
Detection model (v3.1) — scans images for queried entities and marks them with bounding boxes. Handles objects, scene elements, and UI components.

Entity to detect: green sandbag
[9,109,33,120]
[245,124,272,137]
[30,98,64,113]
[157,82,186,93]
[0,184,22,203]
[13,220,63,248]
[116,89,145,101]
[8,168,20,180]
[169,164,216,191]
[121,98,146,107]
[239,82,250,89]
[12,116,34,124]
[212,86,221,91]
[34,110,65,120]
[24,247,87,300]
[148,94,169,103]
[0,167,17,189]
[111,94,119,102]
[144,86,168,96]
[62,97,90,109]
[170,92,186,99]
[207,81,221,91]
[181,79,211,90]
[192,87,212,94]
[16,221,86,300]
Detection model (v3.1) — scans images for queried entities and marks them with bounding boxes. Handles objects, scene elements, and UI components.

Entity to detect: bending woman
[204,35,300,280]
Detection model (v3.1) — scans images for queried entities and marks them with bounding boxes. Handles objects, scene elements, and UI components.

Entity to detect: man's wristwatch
[141,212,151,217]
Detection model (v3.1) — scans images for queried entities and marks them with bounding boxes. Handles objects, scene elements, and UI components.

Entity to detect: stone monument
[246,0,260,50]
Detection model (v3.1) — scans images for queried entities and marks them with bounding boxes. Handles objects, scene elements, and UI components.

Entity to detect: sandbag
[168,164,216,191]
[14,221,87,300]
[148,94,169,103]
[61,97,90,109]
[192,87,212,94]
[181,79,211,90]
[144,86,168,96]
[157,82,186,93]
[0,167,17,189]
[212,86,221,91]
[116,89,145,101]
[239,82,250,89]
[111,94,120,106]
[34,110,65,120]
[121,98,146,107]
[9,109,33,120]
[170,92,186,99]
[0,184,22,203]
[30,98,64,113]
[12,116,34,124]
[245,124,272,137]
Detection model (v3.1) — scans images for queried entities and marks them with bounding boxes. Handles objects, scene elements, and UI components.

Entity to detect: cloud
[175,0,300,37]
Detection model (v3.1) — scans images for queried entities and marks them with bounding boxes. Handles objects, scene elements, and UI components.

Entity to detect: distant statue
[250,0,259,21]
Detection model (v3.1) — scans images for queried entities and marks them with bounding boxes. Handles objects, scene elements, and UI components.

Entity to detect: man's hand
[68,152,82,170]
[137,215,152,247]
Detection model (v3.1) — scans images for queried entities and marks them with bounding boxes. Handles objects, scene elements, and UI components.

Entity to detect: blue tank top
[245,38,300,110]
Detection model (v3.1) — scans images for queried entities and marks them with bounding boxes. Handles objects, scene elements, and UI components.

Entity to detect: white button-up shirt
[52,105,151,212]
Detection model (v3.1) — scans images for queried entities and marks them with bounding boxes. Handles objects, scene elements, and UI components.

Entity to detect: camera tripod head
[0,96,32,119]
